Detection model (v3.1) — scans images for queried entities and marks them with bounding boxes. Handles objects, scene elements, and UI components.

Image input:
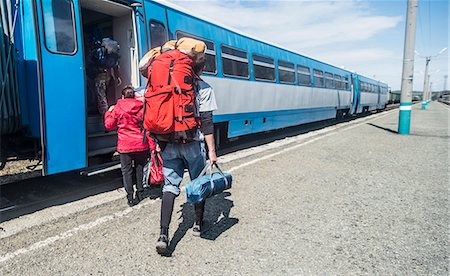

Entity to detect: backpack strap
[167,59,175,86]
[140,76,153,142]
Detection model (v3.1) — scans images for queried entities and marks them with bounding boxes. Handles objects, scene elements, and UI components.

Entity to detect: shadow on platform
[0,170,123,223]
[367,123,398,134]
[161,192,238,257]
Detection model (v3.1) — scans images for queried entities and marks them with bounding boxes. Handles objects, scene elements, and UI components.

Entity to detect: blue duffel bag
[186,163,232,204]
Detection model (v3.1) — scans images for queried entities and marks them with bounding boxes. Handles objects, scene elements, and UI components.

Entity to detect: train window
[297,65,311,86]
[325,72,334,88]
[41,0,76,54]
[221,45,249,78]
[313,69,324,87]
[343,77,349,90]
[252,54,275,81]
[149,20,167,49]
[334,75,342,89]
[176,31,217,74]
[278,60,295,84]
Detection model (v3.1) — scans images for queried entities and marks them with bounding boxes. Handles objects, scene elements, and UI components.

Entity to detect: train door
[143,1,170,49]
[35,0,86,175]
[376,84,381,109]
[350,74,360,114]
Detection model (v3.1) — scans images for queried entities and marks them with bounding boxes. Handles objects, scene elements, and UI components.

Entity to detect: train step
[87,115,108,133]
[80,160,121,176]
[87,115,117,157]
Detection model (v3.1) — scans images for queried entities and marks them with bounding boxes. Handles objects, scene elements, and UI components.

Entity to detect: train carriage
[0,0,389,177]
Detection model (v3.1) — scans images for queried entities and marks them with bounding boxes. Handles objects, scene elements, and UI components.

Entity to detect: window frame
[252,53,276,82]
[220,44,250,79]
[149,19,168,49]
[41,0,77,55]
[176,31,217,75]
[297,65,311,86]
[343,77,349,90]
[313,69,324,87]
[324,72,334,89]
[334,75,342,90]
[278,60,296,84]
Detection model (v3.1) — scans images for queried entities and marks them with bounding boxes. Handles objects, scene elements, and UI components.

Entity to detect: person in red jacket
[104,85,156,206]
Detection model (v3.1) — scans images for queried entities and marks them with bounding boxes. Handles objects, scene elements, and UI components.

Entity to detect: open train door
[34,0,86,175]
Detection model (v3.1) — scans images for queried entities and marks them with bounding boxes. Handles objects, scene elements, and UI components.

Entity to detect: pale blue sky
[171,0,449,91]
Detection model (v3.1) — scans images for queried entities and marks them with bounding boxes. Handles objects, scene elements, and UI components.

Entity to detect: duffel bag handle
[196,163,229,198]
[198,163,226,179]
[197,163,212,178]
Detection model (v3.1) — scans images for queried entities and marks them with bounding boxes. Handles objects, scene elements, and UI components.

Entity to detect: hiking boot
[192,221,209,237]
[156,234,169,254]
[126,194,136,207]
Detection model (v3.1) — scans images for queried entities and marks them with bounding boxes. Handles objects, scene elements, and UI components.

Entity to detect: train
[0,0,389,177]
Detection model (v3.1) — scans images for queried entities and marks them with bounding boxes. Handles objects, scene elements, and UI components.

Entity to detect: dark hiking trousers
[120,151,148,196]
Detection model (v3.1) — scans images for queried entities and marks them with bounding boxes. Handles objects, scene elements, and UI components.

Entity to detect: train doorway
[79,0,140,162]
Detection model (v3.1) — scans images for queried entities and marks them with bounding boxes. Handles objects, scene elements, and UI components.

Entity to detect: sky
[171,0,449,91]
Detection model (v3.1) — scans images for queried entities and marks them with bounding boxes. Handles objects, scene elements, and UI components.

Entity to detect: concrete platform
[0,102,448,274]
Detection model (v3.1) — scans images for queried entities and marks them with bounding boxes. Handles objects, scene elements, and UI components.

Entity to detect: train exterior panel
[1,0,389,176]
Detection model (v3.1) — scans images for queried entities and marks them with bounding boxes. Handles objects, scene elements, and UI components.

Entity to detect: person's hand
[155,144,161,152]
[208,149,217,164]
[116,77,122,86]
[108,105,114,112]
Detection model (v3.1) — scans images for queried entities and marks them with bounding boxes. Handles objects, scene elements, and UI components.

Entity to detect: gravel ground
[0,159,42,185]
[0,103,448,275]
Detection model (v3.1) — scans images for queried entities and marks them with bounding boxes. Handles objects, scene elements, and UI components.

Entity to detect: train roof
[153,0,387,85]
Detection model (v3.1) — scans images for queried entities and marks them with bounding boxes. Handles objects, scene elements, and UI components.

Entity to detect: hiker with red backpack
[104,86,157,206]
[141,39,218,254]
[156,60,217,254]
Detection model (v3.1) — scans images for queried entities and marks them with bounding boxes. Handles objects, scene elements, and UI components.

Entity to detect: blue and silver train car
[1,0,388,176]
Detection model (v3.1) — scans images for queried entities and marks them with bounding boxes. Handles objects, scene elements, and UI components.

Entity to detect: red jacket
[104,98,156,153]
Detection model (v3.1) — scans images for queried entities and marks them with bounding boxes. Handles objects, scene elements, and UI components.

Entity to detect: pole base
[398,102,412,135]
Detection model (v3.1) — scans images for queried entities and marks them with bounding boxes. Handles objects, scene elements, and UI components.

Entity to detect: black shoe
[156,234,169,254]
[136,190,145,203]
[127,194,136,207]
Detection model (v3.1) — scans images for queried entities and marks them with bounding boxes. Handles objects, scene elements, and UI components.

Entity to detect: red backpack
[143,50,198,142]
